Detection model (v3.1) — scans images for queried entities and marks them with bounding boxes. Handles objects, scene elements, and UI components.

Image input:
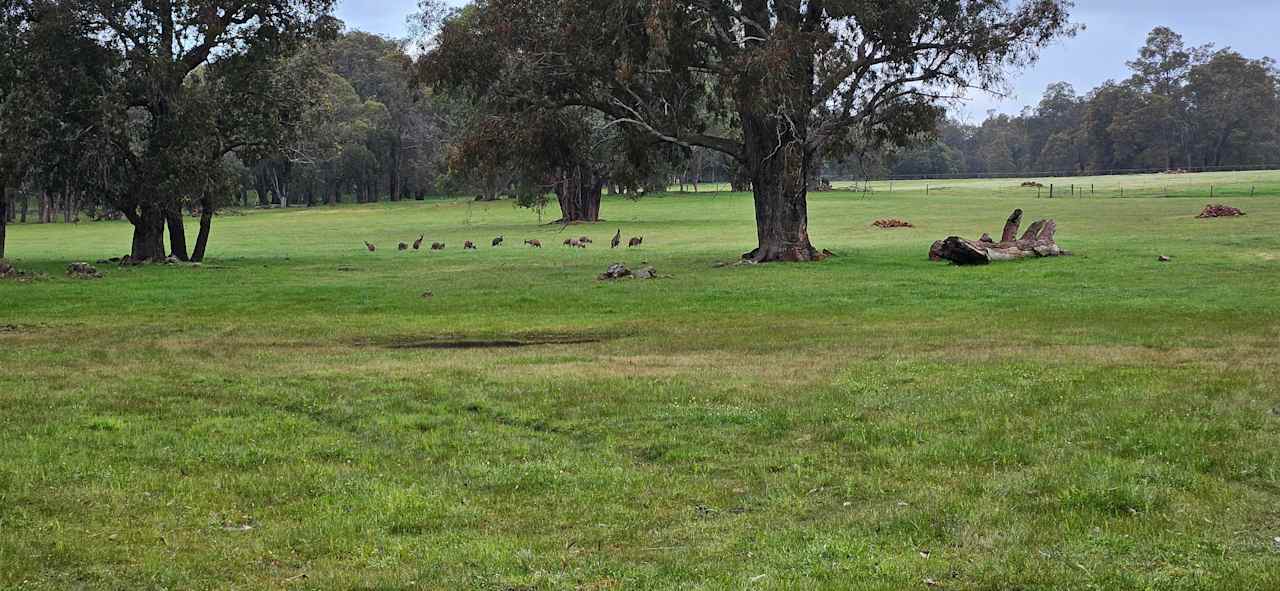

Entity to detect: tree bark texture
[739,114,819,262]
[191,196,214,262]
[126,205,167,262]
[553,164,604,223]
[165,206,189,261]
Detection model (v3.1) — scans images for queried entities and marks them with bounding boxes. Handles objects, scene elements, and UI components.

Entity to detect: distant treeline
[824,27,1280,180]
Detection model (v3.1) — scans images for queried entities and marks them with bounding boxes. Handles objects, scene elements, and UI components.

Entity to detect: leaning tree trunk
[553,164,604,223]
[929,209,1070,265]
[191,196,214,263]
[165,207,189,261]
[739,113,820,262]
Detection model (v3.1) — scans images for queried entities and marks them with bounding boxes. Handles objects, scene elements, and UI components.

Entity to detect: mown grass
[2,170,1279,589]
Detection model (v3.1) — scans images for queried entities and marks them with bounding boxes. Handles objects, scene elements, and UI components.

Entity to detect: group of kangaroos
[363,229,643,253]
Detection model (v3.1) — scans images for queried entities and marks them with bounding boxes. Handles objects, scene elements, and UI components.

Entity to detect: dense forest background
[857,27,1280,180]
[244,25,1280,197]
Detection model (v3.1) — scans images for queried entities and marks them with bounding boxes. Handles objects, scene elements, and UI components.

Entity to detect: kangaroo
[524,239,542,248]
[464,240,477,250]
[412,235,424,250]
[564,238,581,247]
[579,236,593,244]
[431,242,446,250]
[492,235,505,247]
[364,241,376,252]
[628,236,643,247]
[610,228,621,249]
[398,242,408,251]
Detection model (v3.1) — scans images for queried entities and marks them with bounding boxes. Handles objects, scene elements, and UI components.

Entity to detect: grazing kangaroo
[398,242,408,251]
[611,228,621,248]
[412,235,424,250]
[525,239,542,248]
[431,242,445,250]
[464,240,477,250]
[579,236,593,244]
[564,238,582,247]
[492,235,504,247]
[628,236,643,247]
[364,241,376,252]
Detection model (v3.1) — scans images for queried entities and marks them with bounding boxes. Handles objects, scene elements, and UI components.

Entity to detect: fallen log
[929,209,1070,265]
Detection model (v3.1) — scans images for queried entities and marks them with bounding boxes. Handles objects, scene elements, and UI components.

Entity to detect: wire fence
[823,176,1279,200]
[840,163,1280,182]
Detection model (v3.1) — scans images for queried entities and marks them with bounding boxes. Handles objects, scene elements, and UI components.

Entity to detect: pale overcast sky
[335,0,1280,119]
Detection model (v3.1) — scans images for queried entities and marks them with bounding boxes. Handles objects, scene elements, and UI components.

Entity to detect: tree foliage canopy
[421,0,1075,260]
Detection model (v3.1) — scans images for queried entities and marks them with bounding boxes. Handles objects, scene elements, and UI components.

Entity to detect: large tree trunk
[191,196,214,262]
[739,114,819,262]
[552,164,604,223]
[20,191,28,223]
[126,205,167,262]
[165,206,189,261]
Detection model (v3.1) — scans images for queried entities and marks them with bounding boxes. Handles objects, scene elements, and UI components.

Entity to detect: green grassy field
[2,170,1279,589]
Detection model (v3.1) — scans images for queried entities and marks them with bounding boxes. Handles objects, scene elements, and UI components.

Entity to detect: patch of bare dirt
[375,333,614,349]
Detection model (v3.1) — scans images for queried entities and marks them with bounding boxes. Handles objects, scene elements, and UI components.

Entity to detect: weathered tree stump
[929,209,1069,265]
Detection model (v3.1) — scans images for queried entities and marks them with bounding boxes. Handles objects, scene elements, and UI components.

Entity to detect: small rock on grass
[66,262,103,279]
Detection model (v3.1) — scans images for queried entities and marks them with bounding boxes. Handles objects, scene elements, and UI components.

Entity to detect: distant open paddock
[683,168,1280,200]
